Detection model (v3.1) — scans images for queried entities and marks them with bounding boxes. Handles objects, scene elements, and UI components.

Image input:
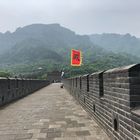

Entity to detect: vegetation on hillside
[0,71,11,78]
[89,33,140,57]
[0,24,139,79]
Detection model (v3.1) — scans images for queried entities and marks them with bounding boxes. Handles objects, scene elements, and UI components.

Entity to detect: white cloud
[0,0,140,37]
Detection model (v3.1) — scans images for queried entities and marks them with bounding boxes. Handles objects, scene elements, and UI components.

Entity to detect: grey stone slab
[0,83,109,140]
[75,130,90,136]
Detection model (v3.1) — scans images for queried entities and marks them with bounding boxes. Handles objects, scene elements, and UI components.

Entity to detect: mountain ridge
[0,23,139,78]
[89,33,140,57]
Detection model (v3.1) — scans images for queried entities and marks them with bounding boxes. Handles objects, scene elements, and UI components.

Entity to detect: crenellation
[0,78,49,106]
[63,64,140,140]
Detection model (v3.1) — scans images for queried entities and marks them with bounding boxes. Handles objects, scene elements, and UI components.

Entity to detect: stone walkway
[0,83,109,140]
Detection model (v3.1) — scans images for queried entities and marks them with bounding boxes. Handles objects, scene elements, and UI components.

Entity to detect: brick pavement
[0,83,110,140]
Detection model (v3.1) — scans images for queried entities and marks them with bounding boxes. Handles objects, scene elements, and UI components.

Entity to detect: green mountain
[0,24,139,78]
[89,33,140,57]
[0,39,63,64]
[0,24,91,54]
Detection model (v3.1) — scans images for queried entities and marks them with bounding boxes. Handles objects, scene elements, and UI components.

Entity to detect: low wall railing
[0,78,49,106]
[63,64,140,140]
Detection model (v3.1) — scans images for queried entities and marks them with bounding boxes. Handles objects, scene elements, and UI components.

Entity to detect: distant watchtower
[47,71,61,83]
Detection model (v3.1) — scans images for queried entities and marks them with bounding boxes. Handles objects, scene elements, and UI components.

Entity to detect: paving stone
[40,128,49,133]
[47,128,62,133]
[62,131,77,137]
[0,134,16,140]
[49,124,61,129]
[75,130,90,136]
[54,137,85,140]
[77,123,85,127]
[15,133,32,139]
[0,83,109,140]
[32,133,47,139]
[39,119,50,123]
[28,129,40,134]
[47,131,61,138]
[55,121,66,125]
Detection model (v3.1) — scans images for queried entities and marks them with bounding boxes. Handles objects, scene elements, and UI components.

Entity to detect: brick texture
[63,64,140,140]
[0,78,49,106]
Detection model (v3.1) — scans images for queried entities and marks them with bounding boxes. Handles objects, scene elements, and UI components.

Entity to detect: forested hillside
[0,24,139,78]
[89,33,140,57]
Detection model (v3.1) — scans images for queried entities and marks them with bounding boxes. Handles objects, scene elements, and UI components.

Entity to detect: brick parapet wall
[63,64,140,140]
[0,78,49,106]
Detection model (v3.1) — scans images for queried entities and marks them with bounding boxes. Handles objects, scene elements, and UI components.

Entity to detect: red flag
[71,49,82,66]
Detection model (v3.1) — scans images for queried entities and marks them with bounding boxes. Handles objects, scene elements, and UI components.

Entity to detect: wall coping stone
[104,64,137,74]
[82,74,89,78]
[0,77,7,80]
[131,107,140,117]
[91,71,104,76]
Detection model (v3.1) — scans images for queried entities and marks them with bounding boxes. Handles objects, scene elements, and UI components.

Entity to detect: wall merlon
[63,64,140,140]
[0,78,49,106]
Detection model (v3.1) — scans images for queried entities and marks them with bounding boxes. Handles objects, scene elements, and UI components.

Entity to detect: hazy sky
[0,0,140,37]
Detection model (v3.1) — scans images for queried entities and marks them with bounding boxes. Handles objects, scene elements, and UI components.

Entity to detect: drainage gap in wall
[12,94,14,98]
[99,72,104,97]
[76,78,77,88]
[93,104,96,112]
[2,96,4,103]
[22,79,24,87]
[8,79,10,89]
[80,77,82,89]
[114,118,118,131]
[87,75,89,92]
[84,97,86,103]
[16,79,19,88]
